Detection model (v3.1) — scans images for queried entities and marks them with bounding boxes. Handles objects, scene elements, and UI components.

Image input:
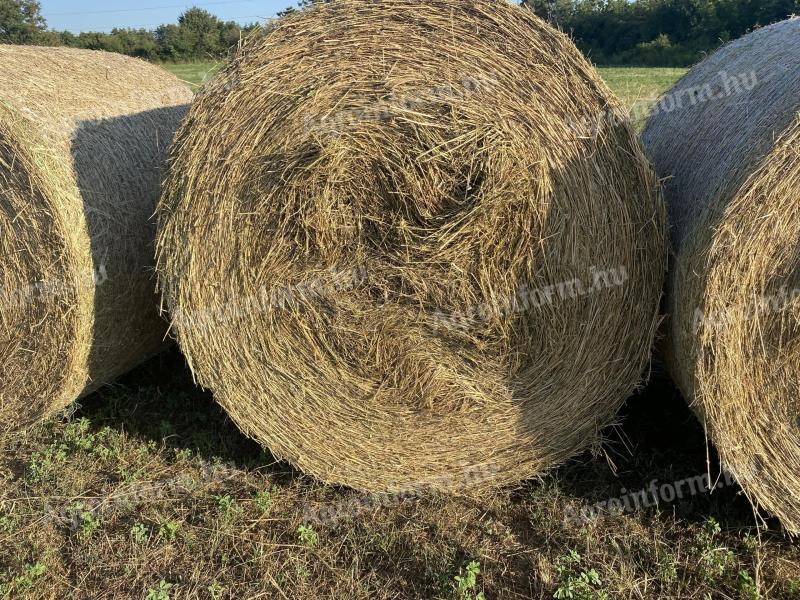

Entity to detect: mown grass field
[3,65,799,600]
[162,62,222,90]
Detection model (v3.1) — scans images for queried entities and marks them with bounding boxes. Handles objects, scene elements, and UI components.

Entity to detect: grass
[4,65,797,599]
[598,67,687,129]
[3,353,798,599]
[162,62,222,92]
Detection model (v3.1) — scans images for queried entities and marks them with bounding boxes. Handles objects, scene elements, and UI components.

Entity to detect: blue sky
[40,0,297,33]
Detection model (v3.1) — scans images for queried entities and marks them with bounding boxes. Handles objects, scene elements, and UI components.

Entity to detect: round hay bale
[642,18,800,532]
[157,0,667,492]
[0,46,192,433]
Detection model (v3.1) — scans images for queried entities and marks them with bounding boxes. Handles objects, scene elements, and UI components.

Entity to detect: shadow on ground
[549,367,774,532]
[75,348,775,535]
[75,348,267,469]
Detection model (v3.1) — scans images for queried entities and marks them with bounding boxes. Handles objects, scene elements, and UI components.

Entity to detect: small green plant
[92,444,113,460]
[208,581,224,599]
[0,515,15,533]
[119,467,145,483]
[130,522,149,545]
[69,504,100,542]
[659,553,678,583]
[7,562,47,595]
[297,525,319,547]
[737,570,761,600]
[453,560,485,600]
[137,440,159,458]
[158,520,180,543]
[28,421,114,483]
[145,580,172,600]
[27,442,69,482]
[742,532,760,553]
[554,550,607,600]
[696,517,735,583]
[702,517,721,538]
[255,489,272,513]
[63,418,95,451]
[215,495,241,520]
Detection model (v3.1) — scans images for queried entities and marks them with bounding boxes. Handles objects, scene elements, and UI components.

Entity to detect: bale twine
[642,19,800,532]
[157,0,667,492]
[0,46,192,433]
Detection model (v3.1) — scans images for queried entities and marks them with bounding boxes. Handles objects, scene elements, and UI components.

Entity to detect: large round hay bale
[0,46,192,433]
[157,0,667,492]
[642,19,800,532]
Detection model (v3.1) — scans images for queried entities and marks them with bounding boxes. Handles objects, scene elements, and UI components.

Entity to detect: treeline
[2,0,799,65]
[1,1,254,61]
[523,0,800,65]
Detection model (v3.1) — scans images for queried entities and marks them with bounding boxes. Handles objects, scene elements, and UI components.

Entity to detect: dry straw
[643,18,800,532]
[157,0,667,492]
[0,46,192,433]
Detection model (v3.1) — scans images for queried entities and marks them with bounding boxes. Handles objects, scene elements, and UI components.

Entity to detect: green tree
[521,0,575,26]
[220,21,243,48]
[0,0,46,43]
[155,24,186,60]
[278,0,331,17]
[524,0,800,66]
[108,28,160,60]
[177,7,223,59]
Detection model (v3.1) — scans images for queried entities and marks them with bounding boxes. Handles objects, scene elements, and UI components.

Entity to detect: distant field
[600,67,688,127]
[162,62,221,91]
[163,63,687,127]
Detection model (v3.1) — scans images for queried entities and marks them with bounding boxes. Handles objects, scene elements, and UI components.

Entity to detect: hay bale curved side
[0,47,193,433]
[642,18,800,532]
[157,0,667,492]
